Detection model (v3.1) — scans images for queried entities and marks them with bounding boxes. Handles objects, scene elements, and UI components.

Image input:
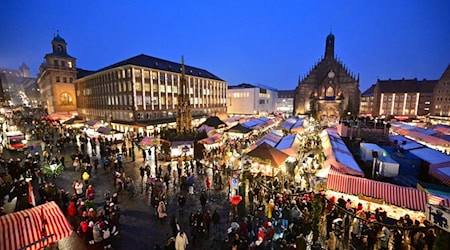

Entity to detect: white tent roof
[409,147,450,165]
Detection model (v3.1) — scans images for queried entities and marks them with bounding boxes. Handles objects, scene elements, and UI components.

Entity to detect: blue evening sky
[0,0,449,92]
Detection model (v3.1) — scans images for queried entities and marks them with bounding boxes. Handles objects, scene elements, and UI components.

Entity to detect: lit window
[425,101,430,105]
[60,93,73,106]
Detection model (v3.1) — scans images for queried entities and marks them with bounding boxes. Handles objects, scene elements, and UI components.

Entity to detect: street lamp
[372,151,378,179]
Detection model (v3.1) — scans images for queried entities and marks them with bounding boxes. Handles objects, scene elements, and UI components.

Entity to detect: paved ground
[26,143,235,250]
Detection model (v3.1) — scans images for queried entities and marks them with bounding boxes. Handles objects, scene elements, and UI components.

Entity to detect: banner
[426,204,450,232]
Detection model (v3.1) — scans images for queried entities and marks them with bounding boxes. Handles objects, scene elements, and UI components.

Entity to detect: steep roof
[439,64,450,81]
[278,90,295,98]
[377,78,438,93]
[94,54,224,81]
[361,84,375,97]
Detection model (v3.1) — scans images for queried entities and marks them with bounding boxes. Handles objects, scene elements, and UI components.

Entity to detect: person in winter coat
[328,231,337,250]
[73,180,84,198]
[86,185,96,200]
[157,201,167,223]
[212,210,220,233]
[175,231,189,250]
[267,199,275,219]
[67,201,77,217]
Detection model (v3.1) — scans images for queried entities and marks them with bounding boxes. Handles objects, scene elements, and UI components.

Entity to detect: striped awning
[0,201,72,250]
[327,167,428,211]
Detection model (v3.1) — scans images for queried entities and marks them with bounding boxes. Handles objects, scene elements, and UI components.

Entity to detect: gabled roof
[361,84,375,97]
[227,123,252,134]
[94,54,224,81]
[228,83,257,89]
[377,78,438,93]
[439,64,450,80]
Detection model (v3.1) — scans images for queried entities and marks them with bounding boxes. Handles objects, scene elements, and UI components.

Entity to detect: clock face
[328,71,335,78]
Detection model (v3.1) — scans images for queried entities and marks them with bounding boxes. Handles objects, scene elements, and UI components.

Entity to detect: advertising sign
[426,204,450,232]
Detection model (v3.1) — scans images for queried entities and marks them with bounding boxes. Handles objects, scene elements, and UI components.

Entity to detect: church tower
[294,33,360,121]
[325,32,335,59]
[176,56,193,134]
[37,33,77,114]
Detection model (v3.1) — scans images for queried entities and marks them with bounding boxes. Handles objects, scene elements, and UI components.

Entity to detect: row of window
[78,94,227,107]
[56,76,74,83]
[53,59,73,69]
[383,95,417,101]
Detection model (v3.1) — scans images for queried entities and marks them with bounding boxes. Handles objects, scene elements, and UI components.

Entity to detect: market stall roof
[290,119,305,132]
[409,147,450,167]
[198,133,222,145]
[391,122,439,136]
[276,134,301,157]
[280,117,297,130]
[247,142,289,167]
[432,124,450,135]
[96,126,122,134]
[226,123,252,134]
[85,120,100,127]
[61,116,84,125]
[199,116,227,129]
[197,125,216,135]
[321,129,364,176]
[429,166,450,187]
[241,117,268,129]
[0,201,72,250]
[254,130,283,147]
[389,135,425,150]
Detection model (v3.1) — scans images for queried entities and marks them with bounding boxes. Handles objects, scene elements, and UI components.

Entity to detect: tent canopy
[409,147,450,167]
[0,201,72,250]
[199,116,227,129]
[61,116,84,125]
[226,123,252,134]
[247,142,289,167]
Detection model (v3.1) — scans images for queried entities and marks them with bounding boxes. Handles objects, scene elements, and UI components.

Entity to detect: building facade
[431,64,450,117]
[359,84,375,117]
[37,34,77,114]
[276,90,295,115]
[294,33,360,121]
[227,83,278,115]
[0,63,39,107]
[74,54,227,134]
[363,78,437,118]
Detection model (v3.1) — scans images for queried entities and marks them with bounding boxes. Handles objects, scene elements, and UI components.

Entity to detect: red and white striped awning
[327,167,428,211]
[0,201,72,250]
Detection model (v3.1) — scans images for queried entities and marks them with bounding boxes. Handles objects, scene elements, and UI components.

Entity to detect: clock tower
[37,33,77,114]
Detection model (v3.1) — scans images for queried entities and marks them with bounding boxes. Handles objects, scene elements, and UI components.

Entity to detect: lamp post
[372,151,378,179]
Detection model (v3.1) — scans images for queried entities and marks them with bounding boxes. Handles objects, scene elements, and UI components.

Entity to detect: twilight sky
[1,1,449,92]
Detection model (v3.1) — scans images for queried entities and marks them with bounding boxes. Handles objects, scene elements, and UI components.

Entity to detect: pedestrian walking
[157,201,167,224]
[175,231,189,250]
[82,171,90,185]
[212,210,220,233]
[178,194,186,215]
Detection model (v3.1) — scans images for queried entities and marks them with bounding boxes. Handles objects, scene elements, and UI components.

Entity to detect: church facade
[294,33,360,121]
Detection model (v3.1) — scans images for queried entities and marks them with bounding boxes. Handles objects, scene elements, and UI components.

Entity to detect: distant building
[276,90,295,115]
[359,84,375,117]
[37,33,77,114]
[0,63,39,107]
[74,54,227,135]
[294,33,360,121]
[361,78,437,118]
[227,83,278,115]
[431,64,450,117]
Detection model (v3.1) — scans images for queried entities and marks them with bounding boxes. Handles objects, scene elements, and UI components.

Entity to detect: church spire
[325,32,335,59]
